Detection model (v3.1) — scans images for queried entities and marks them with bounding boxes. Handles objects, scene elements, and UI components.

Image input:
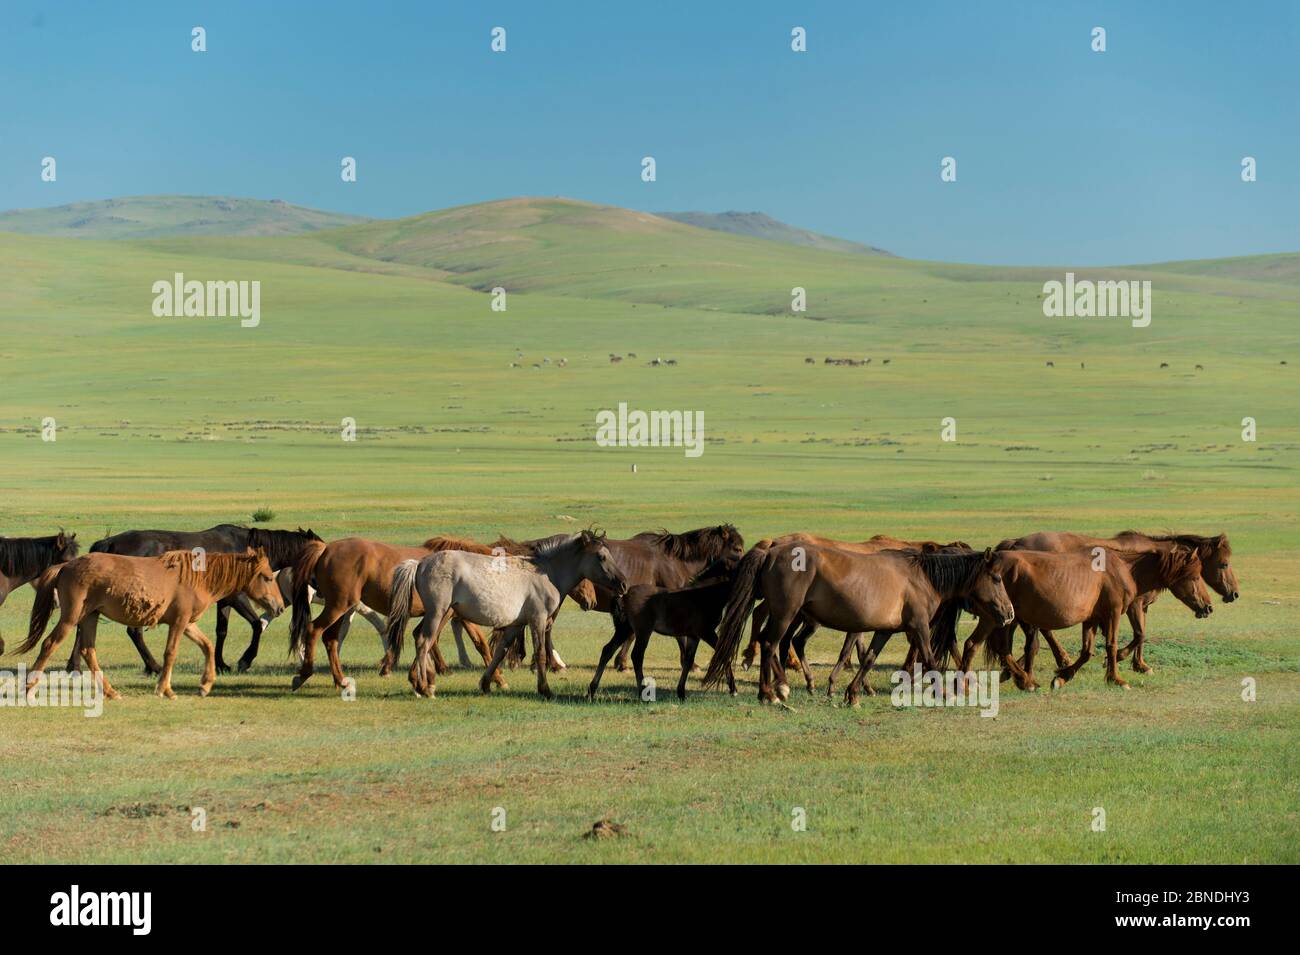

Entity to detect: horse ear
[983,546,994,562]
[255,546,269,560]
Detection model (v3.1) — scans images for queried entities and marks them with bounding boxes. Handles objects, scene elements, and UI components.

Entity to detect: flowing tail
[702,543,769,688]
[384,560,420,664]
[983,618,1013,669]
[288,539,327,657]
[14,564,63,656]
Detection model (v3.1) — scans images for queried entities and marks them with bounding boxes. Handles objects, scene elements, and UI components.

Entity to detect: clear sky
[2,0,1295,264]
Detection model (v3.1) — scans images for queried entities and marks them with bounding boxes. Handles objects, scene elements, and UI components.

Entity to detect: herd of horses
[0,522,1238,705]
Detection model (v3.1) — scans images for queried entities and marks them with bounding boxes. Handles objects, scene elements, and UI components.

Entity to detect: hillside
[657,210,893,257]
[0,195,370,239]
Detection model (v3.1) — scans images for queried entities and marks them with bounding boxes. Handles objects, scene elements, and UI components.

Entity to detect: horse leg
[677,636,701,700]
[322,616,350,690]
[184,623,218,697]
[410,607,453,698]
[1051,624,1096,689]
[460,621,507,688]
[214,600,232,674]
[25,597,83,692]
[294,600,350,690]
[741,600,769,671]
[612,630,635,672]
[587,623,629,698]
[827,630,860,698]
[225,597,263,675]
[844,630,893,706]
[126,626,162,675]
[531,616,555,700]
[959,616,995,673]
[1103,611,1130,688]
[156,622,186,700]
[1123,602,1153,674]
[450,617,475,668]
[791,619,816,695]
[479,624,517,695]
[631,627,653,699]
[79,614,119,700]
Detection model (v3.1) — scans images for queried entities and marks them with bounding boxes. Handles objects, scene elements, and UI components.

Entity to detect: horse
[82,524,321,674]
[996,531,1236,674]
[0,531,80,654]
[703,543,1015,704]
[583,525,745,671]
[955,545,1214,690]
[17,549,283,700]
[737,534,972,689]
[386,530,627,699]
[587,556,739,700]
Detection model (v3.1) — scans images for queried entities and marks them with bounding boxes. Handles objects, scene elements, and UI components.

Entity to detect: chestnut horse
[704,543,1015,704]
[17,549,282,699]
[997,531,1236,674]
[0,532,80,655]
[955,545,1214,690]
[736,534,972,691]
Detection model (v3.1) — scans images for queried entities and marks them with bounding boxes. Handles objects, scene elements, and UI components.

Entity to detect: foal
[588,558,738,700]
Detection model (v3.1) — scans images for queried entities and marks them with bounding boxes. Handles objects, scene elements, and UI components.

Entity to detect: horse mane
[424,535,495,555]
[246,527,321,566]
[1156,544,1202,583]
[645,524,741,562]
[529,533,582,560]
[160,550,262,593]
[1117,530,1230,559]
[0,533,78,578]
[907,551,984,593]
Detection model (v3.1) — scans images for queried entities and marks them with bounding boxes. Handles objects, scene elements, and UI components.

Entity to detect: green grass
[0,197,1296,863]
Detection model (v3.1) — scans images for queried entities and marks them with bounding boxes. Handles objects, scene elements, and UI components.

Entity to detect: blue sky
[1,0,1295,264]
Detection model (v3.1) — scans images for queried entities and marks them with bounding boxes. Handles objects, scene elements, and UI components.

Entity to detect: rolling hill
[0,195,370,239]
[657,210,894,256]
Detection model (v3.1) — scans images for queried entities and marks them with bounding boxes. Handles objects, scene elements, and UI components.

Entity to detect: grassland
[1,198,1296,862]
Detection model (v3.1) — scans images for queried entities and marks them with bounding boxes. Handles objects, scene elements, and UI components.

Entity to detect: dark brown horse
[588,556,740,700]
[587,526,746,671]
[704,542,1015,704]
[18,549,283,699]
[996,531,1236,674]
[955,545,1214,690]
[0,532,80,654]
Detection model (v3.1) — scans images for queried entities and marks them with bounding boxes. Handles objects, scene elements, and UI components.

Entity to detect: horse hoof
[199,685,212,698]
[236,659,252,674]
[1050,677,1064,690]
[777,683,791,701]
[290,674,307,691]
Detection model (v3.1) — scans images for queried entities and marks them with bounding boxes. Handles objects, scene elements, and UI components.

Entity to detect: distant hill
[0,195,370,239]
[656,210,893,257]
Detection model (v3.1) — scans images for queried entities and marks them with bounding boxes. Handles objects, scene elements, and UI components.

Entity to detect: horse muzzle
[1224,592,1239,603]
[1196,606,1213,619]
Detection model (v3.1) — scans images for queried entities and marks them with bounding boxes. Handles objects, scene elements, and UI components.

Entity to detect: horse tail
[929,599,963,668]
[702,543,769,689]
[288,539,327,656]
[384,560,420,663]
[15,564,63,655]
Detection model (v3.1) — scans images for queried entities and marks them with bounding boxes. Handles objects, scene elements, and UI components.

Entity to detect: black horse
[75,524,321,673]
[0,531,80,655]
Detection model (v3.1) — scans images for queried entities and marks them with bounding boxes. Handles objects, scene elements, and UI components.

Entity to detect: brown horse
[704,543,1015,704]
[585,526,746,671]
[587,556,740,700]
[997,531,1236,674]
[17,549,282,699]
[956,545,1214,690]
[0,532,80,654]
[737,534,971,689]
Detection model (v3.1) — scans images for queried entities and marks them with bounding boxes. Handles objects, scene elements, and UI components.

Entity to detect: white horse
[386,531,625,699]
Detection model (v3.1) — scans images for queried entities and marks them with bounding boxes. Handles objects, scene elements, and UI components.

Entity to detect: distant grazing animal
[1195,364,1203,371]
[0,531,80,654]
[1046,361,1055,368]
[1160,362,1169,369]
[609,355,623,363]
[882,359,891,365]
[386,531,627,699]
[20,549,283,700]
[805,357,815,364]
